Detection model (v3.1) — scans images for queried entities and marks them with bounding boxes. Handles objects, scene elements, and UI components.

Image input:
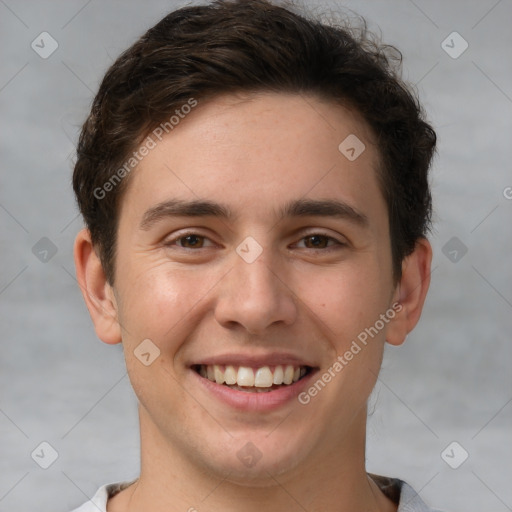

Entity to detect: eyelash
[165,231,346,251]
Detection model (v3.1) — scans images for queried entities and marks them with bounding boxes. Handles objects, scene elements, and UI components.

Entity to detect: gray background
[1,0,511,511]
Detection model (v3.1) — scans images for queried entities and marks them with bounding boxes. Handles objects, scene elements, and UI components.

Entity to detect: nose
[214,251,298,335]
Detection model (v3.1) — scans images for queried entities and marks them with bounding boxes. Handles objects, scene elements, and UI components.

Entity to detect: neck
[108,405,397,512]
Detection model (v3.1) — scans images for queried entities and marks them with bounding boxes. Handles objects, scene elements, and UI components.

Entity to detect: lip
[189,365,318,412]
[189,352,315,368]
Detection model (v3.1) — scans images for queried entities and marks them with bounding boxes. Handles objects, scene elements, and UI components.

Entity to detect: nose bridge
[215,247,297,333]
[237,255,280,302]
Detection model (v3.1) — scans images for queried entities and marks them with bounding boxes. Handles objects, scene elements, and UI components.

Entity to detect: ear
[73,228,122,345]
[386,237,432,346]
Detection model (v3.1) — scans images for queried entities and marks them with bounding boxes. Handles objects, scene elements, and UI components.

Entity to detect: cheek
[292,258,390,342]
[299,263,390,408]
[115,259,220,348]
[116,263,209,409]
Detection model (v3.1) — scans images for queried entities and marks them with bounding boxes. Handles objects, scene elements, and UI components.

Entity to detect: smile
[193,364,311,392]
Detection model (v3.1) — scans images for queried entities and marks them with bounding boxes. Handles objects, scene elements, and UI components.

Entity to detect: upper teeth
[199,364,307,387]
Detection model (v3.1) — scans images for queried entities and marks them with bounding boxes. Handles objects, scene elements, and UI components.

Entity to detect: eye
[295,233,344,250]
[164,231,344,251]
[166,233,215,249]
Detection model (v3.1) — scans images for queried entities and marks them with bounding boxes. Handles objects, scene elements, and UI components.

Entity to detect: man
[71,1,442,510]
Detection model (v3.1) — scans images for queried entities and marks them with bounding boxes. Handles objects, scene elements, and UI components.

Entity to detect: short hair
[73,0,436,285]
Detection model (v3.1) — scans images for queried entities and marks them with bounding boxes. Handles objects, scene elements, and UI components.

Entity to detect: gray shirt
[70,474,444,511]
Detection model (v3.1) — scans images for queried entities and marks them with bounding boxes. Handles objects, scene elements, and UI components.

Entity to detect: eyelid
[163,229,347,250]
[292,230,347,249]
[163,229,217,248]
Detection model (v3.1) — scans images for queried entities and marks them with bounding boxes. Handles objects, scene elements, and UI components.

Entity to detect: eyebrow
[139,198,369,230]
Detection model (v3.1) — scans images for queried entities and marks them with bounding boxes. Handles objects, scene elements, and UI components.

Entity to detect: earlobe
[73,228,122,345]
[386,238,432,346]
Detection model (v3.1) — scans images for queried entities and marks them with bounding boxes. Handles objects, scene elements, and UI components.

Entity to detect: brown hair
[73,0,436,285]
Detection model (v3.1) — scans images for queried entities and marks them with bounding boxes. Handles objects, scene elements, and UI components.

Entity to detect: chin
[198,431,314,486]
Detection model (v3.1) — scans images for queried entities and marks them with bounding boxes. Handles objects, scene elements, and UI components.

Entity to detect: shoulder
[398,480,446,512]
[68,481,136,512]
[369,473,447,512]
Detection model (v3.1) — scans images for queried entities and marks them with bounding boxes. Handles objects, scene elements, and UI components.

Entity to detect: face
[109,93,399,482]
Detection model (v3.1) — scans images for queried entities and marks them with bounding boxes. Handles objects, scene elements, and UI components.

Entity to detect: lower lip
[190,368,316,412]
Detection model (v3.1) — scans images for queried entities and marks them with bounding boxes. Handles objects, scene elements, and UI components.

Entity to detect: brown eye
[303,234,330,249]
[164,231,216,251]
[177,234,205,248]
[294,233,345,251]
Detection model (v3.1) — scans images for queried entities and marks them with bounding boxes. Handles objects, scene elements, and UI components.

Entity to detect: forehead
[121,92,385,228]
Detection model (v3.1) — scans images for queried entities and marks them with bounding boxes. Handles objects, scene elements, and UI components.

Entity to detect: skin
[74,92,432,512]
